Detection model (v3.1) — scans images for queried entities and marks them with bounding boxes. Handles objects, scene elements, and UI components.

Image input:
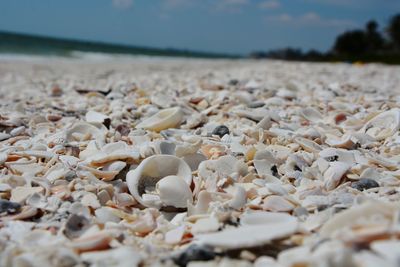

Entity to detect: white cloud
[259,0,281,9]
[266,12,356,27]
[112,0,133,9]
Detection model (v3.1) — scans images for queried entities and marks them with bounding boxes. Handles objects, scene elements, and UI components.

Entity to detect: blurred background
[0,0,399,63]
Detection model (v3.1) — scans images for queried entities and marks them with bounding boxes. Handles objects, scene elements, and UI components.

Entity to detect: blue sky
[0,0,399,54]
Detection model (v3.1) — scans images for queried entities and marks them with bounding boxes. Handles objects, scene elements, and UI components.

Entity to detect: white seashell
[165,225,185,244]
[10,126,25,136]
[182,153,207,171]
[8,163,44,175]
[256,116,273,130]
[191,216,220,234]
[69,231,114,253]
[370,240,400,264]
[196,211,297,249]
[294,137,322,153]
[198,155,247,182]
[253,150,278,176]
[156,175,193,208]
[324,162,350,190]
[300,107,323,123]
[262,195,295,212]
[81,246,142,267]
[241,211,297,226]
[136,107,183,132]
[361,109,400,140]
[320,201,397,237]
[188,190,212,216]
[227,185,247,210]
[95,207,121,224]
[10,186,44,204]
[126,155,192,208]
[0,132,11,141]
[85,111,109,125]
[66,122,106,144]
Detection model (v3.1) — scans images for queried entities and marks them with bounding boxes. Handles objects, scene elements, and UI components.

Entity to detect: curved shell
[126,155,192,208]
[136,107,183,132]
[361,109,400,140]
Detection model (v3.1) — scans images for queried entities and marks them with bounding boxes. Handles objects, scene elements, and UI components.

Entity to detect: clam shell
[136,107,183,132]
[126,155,192,208]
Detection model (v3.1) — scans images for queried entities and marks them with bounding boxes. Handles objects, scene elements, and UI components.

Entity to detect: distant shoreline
[0,30,241,59]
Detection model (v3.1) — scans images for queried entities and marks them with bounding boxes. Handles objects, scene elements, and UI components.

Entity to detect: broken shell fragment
[196,211,297,249]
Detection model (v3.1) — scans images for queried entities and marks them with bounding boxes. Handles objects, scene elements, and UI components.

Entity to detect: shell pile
[1,58,400,267]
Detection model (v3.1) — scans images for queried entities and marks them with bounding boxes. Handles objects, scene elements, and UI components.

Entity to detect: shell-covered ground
[1,57,400,267]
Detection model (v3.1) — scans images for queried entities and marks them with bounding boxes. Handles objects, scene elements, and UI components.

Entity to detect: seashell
[294,137,322,153]
[241,211,297,226]
[66,122,106,144]
[165,225,186,244]
[182,153,207,171]
[126,155,192,208]
[370,240,400,264]
[81,247,142,267]
[253,150,279,176]
[191,216,220,234]
[69,231,113,253]
[227,185,247,210]
[0,132,11,141]
[320,201,397,237]
[300,107,323,123]
[196,211,297,249]
[262,195,296,212]
[188,190,212,216]
[63,214,90,239]
[10,186,44,204]
[1,206,38,221]
[156,175,193,208]
[136,107,183,132]
[85,142,140,166]
[256,116,273,130]
[323,162,350,190]
[198,155,247,182]
[8,162,44,175]
[95,207,121,224]
[361,109,400,140]
[325,134,355,149]
[85,111,110,128]
[122,209,156,234]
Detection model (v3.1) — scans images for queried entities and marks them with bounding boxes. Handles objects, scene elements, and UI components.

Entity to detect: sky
[0,0,399,55]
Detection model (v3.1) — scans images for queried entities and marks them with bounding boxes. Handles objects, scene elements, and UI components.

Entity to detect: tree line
[250,13,400,64]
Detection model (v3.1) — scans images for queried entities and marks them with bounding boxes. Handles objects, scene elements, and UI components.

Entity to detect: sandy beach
[1,56,400,266]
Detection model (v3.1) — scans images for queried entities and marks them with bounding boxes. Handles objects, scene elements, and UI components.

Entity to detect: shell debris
[0,58,400,266]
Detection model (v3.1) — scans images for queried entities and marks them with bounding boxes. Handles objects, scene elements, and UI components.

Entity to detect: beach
[1,56,400,266]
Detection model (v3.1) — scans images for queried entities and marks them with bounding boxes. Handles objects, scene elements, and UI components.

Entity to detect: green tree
[365,20,384,52]
[387,14,400,49]
[333,30,368,55]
